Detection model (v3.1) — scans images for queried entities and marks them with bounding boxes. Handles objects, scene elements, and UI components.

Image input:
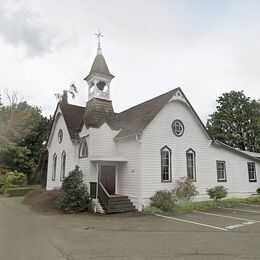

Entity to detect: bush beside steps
[24,166,92,214]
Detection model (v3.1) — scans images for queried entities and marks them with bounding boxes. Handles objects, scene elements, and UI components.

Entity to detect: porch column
[94,163,99,213]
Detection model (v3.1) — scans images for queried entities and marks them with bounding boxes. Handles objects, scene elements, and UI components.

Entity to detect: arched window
[60,151,66,181]
[52,153,57,181]
[161,146,172,182]
[186,149,196,181]
[79,137,88,158]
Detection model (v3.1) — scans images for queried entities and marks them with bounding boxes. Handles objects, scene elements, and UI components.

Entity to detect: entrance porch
[89,157,136,213]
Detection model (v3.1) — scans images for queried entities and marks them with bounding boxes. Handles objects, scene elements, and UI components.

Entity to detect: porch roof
[89,156,128,163]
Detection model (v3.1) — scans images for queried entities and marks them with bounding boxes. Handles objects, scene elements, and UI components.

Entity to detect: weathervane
[95,31,103,54]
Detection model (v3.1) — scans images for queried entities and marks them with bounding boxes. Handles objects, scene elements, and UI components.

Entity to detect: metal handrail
[98,182,110,212]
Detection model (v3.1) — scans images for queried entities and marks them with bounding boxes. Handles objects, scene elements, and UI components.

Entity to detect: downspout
[136,133,142,211]
[94,163,99,213]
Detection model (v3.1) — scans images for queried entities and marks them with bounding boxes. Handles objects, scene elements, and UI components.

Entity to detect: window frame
[160,146,172,183]
[79,137,88,158]
[172,119,184,137]
[186,148,196,182]
[52,153,57,181]
[247,162,257,182]
[58,129,63,143]
[216,160,227,182]
[60,151,66,181]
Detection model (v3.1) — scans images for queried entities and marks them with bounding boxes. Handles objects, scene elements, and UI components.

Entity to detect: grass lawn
[3,185,42,197]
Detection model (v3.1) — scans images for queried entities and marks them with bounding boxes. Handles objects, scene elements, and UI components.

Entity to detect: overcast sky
[0,0,259,123]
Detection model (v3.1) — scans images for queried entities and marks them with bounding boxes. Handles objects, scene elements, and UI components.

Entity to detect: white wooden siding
[141,100,260,206]
[87,123,119,184]
[210,145,260,198]
[116,136,140,208]
[46,107,77,190]
[78,125,90,187]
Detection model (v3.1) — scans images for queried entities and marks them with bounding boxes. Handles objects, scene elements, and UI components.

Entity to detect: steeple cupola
[84,31,114,101]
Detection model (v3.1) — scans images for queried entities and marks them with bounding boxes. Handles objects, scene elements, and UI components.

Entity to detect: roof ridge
[59,102,85,109]
[118,87,179,115]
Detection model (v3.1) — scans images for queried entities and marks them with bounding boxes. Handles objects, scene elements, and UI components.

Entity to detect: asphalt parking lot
[1,197,260,259]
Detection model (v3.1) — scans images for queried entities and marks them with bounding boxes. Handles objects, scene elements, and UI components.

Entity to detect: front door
[100,165,116,195]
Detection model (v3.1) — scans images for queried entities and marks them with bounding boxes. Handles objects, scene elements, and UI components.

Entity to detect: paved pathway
[1,197,260,259]
[0,197,66,259]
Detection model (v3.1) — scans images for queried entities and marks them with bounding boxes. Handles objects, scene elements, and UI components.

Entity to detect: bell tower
[84,31,114,101]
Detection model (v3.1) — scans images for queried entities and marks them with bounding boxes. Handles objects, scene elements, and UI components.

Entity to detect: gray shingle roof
[59,103,85,140]
[87,54,114,78]
[115,88,179,138]
[83,98,118,129]
[58,88,179,140]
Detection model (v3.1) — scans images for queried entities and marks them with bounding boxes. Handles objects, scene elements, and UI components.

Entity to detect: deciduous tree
[207,91,260,152]
[0,92,49,180]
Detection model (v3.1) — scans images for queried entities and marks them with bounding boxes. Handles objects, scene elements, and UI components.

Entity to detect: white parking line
[193,210,260,223]
[155,214,228,231]
[219,207,260,214]
[240,203,260,208]
[225,222,256,230]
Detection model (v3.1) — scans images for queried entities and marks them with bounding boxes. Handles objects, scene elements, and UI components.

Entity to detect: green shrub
[257,187,260,195]
[1,171,27,186]
[206,185,228,201]
[173,177,199,202]
[142,206,165,215]
[58,166,91,213]
[150,190,176,212]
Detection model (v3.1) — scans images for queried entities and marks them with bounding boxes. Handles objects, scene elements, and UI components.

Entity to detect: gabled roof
[213,141,260,162]
[50,87,210,141]
[240,150,260,159]
[86,53,114,79]
[115,88,179,138]
[59,103,85,140]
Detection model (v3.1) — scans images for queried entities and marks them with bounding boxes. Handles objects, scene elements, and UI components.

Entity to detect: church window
[79,137,88,158]
[186,149,196,181]
[172,120,184,137]
[52,153,57,181]
[216,161,227,182]
[248,162,256,182]
[60,151,66,180]
[161,146,172,182]
[58,129,63,143]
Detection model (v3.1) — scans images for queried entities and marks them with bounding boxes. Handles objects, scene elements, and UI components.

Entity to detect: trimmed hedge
[4,185,41,197]
[144,196,260,215]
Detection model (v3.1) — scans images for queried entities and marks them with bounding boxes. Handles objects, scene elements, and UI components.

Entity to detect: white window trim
[60,151,66,181]
[79,136,88,158]
[161,146,172,182]
[52,153,57,181]
[186,148,196,181]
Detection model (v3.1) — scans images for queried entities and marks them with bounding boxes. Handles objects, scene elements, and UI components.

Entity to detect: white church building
[46,40,260,213]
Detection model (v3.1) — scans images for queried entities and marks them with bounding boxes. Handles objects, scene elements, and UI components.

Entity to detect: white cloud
[0,2,68,58]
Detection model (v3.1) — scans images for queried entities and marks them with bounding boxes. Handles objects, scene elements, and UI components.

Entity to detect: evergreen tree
[58,166,91,212]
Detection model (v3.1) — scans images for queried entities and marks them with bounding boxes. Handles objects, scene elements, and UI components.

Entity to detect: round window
[172,120,184,137]
[58,129,63,143]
